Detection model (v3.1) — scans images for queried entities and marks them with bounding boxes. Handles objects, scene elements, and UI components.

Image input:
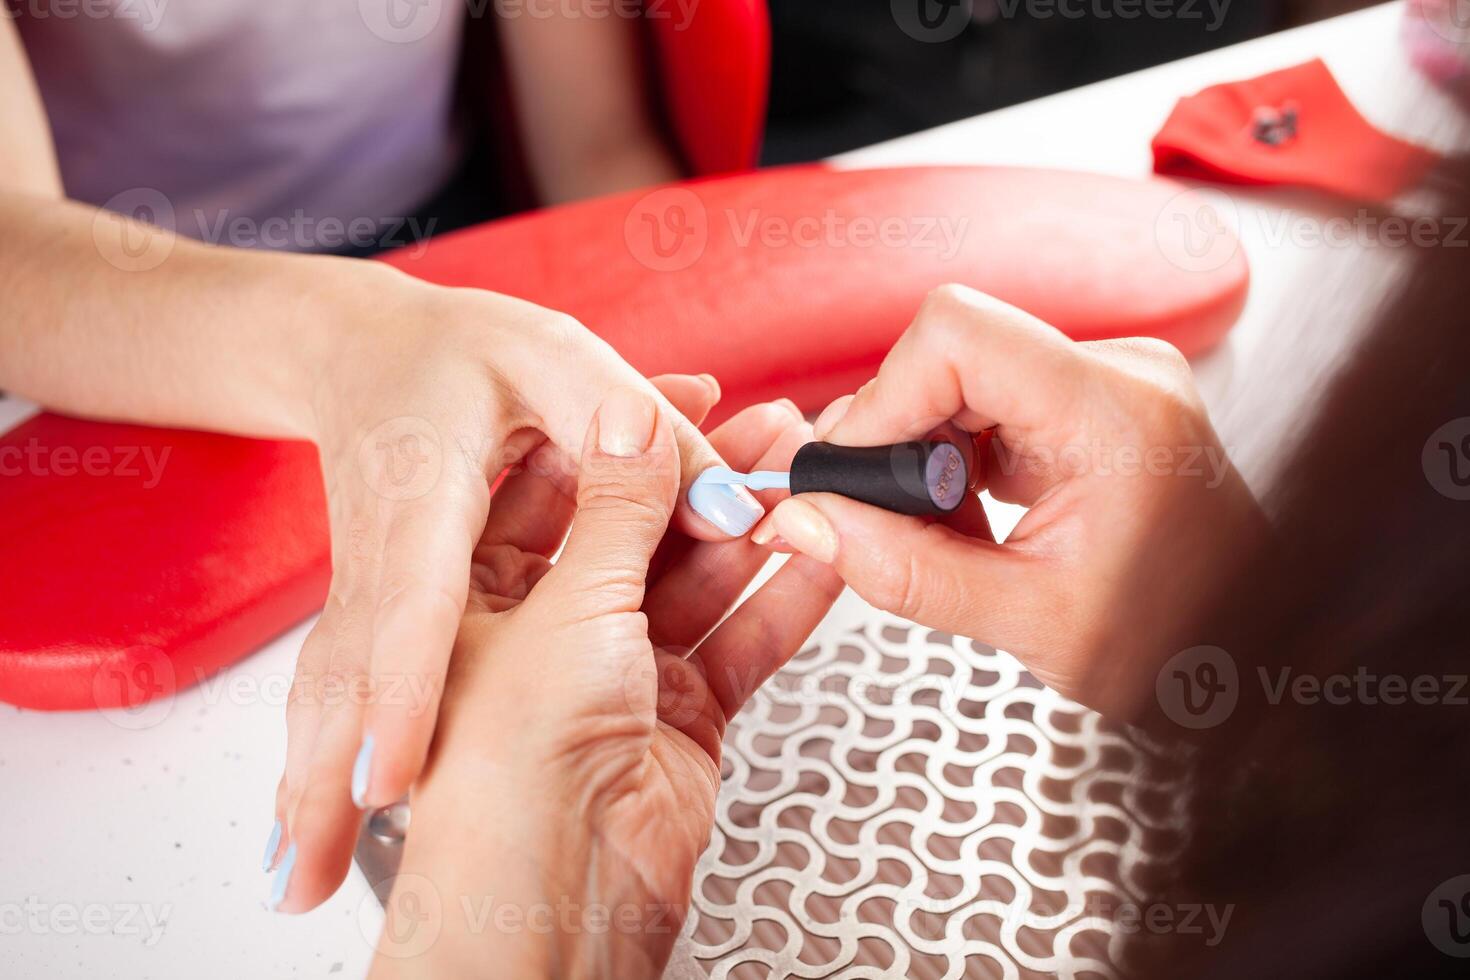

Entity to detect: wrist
[283,256,440,439]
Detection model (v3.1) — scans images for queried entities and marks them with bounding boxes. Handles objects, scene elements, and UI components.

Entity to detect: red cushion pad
[0,165,1248,710]
[382,164,1249,417]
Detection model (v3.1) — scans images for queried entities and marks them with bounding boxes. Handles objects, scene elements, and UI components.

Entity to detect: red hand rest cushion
[0,165,1249,710]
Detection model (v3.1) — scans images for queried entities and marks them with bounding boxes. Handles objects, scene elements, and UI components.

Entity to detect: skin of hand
[0,185,763,909]
[750,285,1269,724]
[349,389,842,978]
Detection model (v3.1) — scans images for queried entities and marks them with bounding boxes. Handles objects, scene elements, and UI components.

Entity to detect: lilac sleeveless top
[14,0,467,251]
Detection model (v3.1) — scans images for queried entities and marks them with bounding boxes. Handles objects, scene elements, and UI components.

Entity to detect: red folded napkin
[1152,59,1439,204]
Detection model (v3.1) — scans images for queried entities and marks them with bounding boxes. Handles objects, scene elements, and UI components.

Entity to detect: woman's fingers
[753,492,1052,650]
[537,386,680,617]
[643,401,813,652]
[669,554,844,759]
[478,374,719,561]
[274,695,368,914]
[354,468,489,810]
[816,284,1086,450]
[509,322,763,541]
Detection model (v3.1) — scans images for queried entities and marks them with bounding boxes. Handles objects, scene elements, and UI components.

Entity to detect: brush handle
[789,440,970,516]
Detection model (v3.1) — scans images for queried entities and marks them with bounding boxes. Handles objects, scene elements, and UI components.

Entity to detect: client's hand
[362,389,841,979]
[753,285,1267,723]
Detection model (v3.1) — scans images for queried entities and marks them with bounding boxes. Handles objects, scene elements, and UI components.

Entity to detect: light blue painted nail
[261,820,282,872]
[689,470,765,536]
[267,843,297,912]
[350,733,375,809]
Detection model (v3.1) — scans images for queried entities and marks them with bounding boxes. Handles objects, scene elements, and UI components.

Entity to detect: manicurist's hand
[751,285,1268,723]
[345,390,840,978]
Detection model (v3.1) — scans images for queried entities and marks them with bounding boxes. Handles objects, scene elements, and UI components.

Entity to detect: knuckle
[577,481,673,527]
[376,576,463,627]
[924,282,977,316]
[867,549,927,621]
[532,311,589,359]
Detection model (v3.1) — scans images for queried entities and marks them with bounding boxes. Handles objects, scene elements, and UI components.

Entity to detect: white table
[1,3,1459,977]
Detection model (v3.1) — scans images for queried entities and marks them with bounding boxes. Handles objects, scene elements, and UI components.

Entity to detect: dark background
[761,0,1378,163]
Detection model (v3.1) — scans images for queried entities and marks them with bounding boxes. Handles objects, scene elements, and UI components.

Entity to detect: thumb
[753,493,1048,646]
[540,386,679,615]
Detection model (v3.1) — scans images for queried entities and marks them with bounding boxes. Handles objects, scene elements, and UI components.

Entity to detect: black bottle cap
[788,440,970,516]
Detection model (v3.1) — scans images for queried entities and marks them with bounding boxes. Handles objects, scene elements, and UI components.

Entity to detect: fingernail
[262,820,283,872]
[351,733,375,809]
[770,498,838,563]
[813,394,855,439]
[598,386,657,458]
[267,842,297,913]
[773,398,803,420]
[697,373,721,399]
[688,471,765,536]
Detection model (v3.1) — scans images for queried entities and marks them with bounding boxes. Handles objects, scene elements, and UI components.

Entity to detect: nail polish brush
[697,439,972,517]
